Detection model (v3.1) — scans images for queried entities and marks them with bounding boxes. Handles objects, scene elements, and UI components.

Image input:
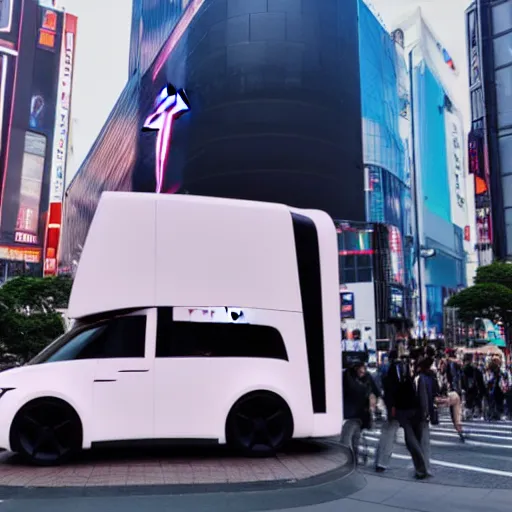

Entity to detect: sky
[59,0,474,185]
[58,0,132,186]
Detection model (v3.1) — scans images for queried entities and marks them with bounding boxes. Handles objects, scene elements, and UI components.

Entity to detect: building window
[471,88,485,121]
[495,66,512,129]
[502,175,512,208]
[156,308,288,360]
[340,253,373,283]
[499,134,512,176]
[494,32,512,69]
[492,0,512,36]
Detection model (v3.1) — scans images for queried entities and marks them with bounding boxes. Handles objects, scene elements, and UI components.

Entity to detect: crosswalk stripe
[441,420,512,429]
[361,446,512,478]
[364,433,512,449]
[430,428,512,441]
[437,424,512,434]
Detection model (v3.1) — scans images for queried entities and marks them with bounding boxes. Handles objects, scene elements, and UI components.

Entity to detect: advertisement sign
[0,53,7,147]
[15,132,46,245]
[467,8,480,87]
[445,110,467,228]
[38,8,58,52]
[388,225,405,285]
[340,292,355,319]
[476,207,493,246]
[44,13,76,276]
[0,0,13,33]
[49,13,75,203]
[390,285,405,319]
[0,245,40,262]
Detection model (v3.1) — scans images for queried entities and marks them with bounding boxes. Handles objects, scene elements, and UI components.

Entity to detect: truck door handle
[118,369,149,373]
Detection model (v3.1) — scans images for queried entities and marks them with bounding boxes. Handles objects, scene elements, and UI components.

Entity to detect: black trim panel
[92,438,219,449]
[291,213,326,413]
[93,379,117,383]
[118,369,149,373]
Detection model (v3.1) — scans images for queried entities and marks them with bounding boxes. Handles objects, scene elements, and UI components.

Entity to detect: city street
[359,415,512,489]
[1,418,512,512]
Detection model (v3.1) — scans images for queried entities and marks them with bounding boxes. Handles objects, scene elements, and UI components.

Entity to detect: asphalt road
[359,414,512,488]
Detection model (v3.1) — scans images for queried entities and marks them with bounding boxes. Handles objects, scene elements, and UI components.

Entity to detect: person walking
[375,349,401,472]
[415,356,438,476]
[340,359,377,464]
[382,352,428,479]
[437,358,465,440]
[462,353,485,419]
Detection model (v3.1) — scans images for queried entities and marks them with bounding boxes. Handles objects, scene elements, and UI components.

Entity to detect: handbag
[430,405,439,426]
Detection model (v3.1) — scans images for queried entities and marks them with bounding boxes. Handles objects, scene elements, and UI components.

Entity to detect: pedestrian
[462,354,484,418]
[383,352,428,479]
[375,349,401,472]
[415,355,438,476]
[340,357,377,464]
[437,358,465,441]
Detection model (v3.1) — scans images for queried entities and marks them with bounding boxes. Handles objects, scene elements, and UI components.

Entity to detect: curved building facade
[61,0,364,270]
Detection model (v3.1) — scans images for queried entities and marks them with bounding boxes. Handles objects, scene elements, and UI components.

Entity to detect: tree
[0,276,73,361]
[475,262,512,291]
[446,283,512,327]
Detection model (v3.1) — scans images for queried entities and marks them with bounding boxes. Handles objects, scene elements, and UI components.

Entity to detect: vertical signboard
[43,12,76,276]
[445,110,467,228]
[15,132,46,245]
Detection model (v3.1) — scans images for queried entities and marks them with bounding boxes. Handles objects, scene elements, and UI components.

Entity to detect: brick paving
[0,438,348,488]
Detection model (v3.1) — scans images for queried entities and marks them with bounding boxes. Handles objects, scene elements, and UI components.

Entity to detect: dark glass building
[60,0,364,270]
[466,0,512,262]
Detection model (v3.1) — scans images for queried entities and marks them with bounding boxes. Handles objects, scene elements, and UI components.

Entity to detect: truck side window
[156,308,288,360]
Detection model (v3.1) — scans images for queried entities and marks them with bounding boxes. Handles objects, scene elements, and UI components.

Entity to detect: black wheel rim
[17,403,76,463]
[232,396,289,454]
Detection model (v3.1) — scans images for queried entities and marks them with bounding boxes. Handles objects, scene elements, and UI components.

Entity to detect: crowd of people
[340,345,512,479]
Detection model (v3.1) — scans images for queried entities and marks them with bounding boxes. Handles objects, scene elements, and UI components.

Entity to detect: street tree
[446,283,512,327]
[0,276,73,362]
[474,261,512,291]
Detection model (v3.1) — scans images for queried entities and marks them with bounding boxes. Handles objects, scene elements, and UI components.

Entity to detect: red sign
[42,10,58,32]
[464,225,471,241]
[38,9,58,51]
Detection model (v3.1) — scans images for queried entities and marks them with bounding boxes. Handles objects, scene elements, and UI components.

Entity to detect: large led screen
[15,132,45,245]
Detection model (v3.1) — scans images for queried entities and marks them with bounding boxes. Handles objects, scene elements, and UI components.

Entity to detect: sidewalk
[0,438,356,498]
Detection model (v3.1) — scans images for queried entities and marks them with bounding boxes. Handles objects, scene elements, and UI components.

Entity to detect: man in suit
[377,350,427,479]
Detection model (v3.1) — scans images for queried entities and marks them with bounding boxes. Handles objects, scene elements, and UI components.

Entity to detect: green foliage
[0,276,73,361]
[446,283,512,326]
[475,262,512,290]
[0,275,72,312]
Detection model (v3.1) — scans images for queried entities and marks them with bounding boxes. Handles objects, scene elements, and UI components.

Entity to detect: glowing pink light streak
[143,85,190,194]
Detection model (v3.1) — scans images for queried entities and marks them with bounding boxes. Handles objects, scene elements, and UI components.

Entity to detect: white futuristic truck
[0,193,342,465]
